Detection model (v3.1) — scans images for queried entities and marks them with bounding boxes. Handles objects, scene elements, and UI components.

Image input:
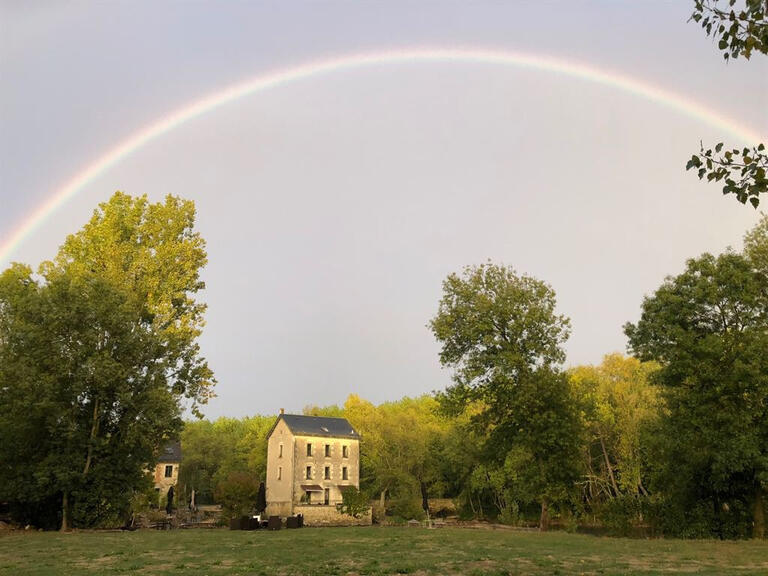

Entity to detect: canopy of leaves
[0,192,214,529]
[624,225,768,537]
[179,415,273,506]
[569,355,660,505]
[430,262,582,527]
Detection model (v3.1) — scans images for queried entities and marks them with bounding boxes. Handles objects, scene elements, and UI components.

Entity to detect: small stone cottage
[265,411,370,526]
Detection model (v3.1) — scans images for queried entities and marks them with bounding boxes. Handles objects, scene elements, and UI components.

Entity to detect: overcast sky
[1,1,767,419]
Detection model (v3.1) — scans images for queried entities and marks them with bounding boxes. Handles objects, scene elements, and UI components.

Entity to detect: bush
[336,487,370,518]
[646,496,752,539]
[597,496,645,537]
[389,498,425,522]
[214,471,259,520]
[498,502,521,525]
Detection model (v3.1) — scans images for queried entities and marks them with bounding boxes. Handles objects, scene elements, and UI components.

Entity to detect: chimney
[280,408,285,415]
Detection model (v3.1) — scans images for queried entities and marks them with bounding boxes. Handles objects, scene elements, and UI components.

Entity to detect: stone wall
[295,504,372,527]
[292,435,360,507]
[265,418,295,516]
[153,461,179,492]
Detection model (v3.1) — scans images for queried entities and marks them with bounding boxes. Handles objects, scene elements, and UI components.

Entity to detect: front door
[324,488,330,505]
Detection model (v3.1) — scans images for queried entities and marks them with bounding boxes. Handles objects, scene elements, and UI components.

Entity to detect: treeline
[1,191,765,540]
[179,357,659,533]
[183,214,768,539]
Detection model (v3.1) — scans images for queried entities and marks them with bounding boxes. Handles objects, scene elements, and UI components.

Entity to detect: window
[325,444,330,457]
[279,443,283,458]
[277,466,282,480]
[306,466,312,480]
[304,491,312,504]
[307,443,312,457]
[342,445,348,458]
[342,466,348,480]
[324,466,330,480]
[164,465,173,478]
[324,488,330,505]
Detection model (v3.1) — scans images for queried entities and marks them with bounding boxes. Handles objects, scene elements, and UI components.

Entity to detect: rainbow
[1,47,764,266]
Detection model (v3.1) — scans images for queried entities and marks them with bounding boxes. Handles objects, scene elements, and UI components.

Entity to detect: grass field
[1,526,766,576]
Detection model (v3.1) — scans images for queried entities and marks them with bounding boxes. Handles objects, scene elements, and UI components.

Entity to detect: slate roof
[270,414,360,439]
[158,440,182,463]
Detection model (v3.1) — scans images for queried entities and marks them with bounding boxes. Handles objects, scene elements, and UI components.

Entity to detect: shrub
[336,487,370,518]
[597,496,644,537]
[214,471,259,519]
[390,498,425,522]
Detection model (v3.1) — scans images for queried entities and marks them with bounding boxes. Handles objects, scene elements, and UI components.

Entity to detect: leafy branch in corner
[686,142,768,207]
[691,0,768,60]
[687,2,767,207]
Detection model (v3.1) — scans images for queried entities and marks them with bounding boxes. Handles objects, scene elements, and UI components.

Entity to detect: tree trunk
[754,485,766,539]
[82,397,100,476]
[539,498,549,531]
[468,493,476,516]
[420,481,429,514]
[60,492,69,532]
[379,488,387,511]
[599,434,619,498]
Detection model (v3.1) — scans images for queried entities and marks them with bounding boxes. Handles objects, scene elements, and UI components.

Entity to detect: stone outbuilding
[265,412,370,526]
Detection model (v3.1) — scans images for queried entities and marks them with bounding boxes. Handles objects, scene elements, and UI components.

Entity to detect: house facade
[265,412,370,525]
[154,440,181,494]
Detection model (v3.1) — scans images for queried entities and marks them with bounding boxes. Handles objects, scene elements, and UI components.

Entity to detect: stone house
[265,411,370,525]
[154,440,181,494]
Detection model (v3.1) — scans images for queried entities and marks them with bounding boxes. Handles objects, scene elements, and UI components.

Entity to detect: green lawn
[0,526,766,576]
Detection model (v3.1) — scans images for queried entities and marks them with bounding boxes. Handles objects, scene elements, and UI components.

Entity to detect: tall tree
[0,192,214,529]
[569,355,660,518]
[625,232,768,538]
[430,262,582,529]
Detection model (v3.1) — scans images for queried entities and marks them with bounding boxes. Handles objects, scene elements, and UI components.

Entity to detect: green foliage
[0,192,213,529]
[339,394,450,508]
[687,2,766,206]
[624,222,768,538]
[336,487,371,518]
[743,212,768,271]
[596,495,648,537]
[179,415,273,505]
[686,142,768,207]
[430,262,583,528]
[214,471,260,520]
[569,355,660,527]
[690,0,767,61]
[389,498,426,522]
